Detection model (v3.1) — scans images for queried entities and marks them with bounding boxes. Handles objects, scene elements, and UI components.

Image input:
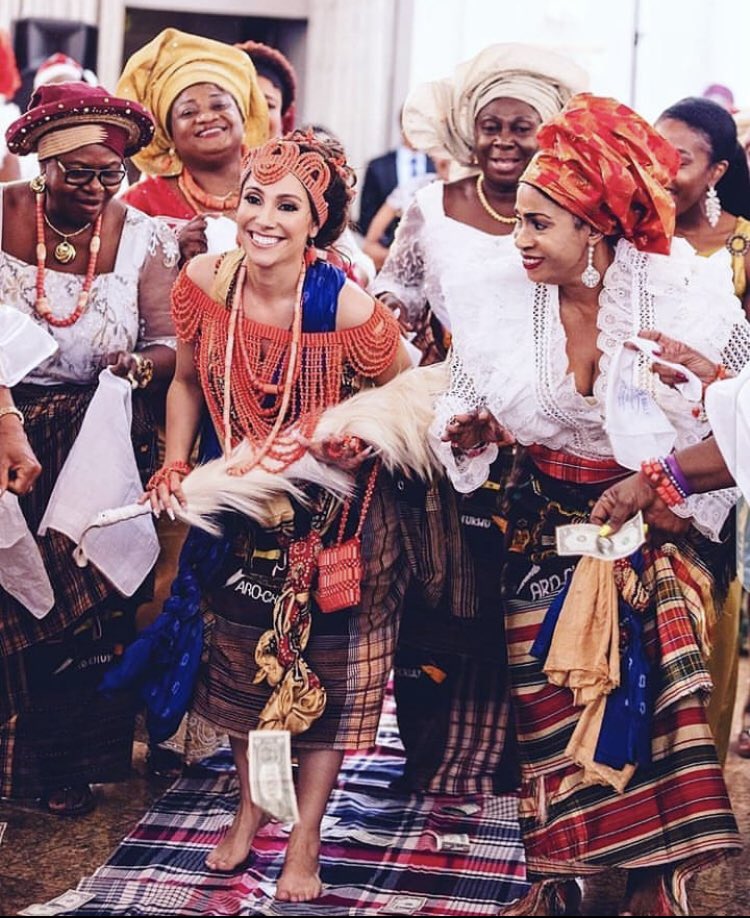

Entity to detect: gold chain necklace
[43,211,93,264]
[476,174,517,225]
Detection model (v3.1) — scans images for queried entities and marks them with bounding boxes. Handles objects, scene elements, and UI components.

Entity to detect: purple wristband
[664,453,693,499]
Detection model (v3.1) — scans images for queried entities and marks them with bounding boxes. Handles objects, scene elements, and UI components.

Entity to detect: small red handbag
[315,461,380,613]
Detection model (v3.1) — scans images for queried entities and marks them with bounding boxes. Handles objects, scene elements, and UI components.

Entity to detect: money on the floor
[48,890,97,911]
[439,802,482,817]
[351,827,394,847]
[556,511,645,561]
[17,889,96,916]
[248,729,299,825]
[17,905,61,917]
[426,830,471,853]
[384,894,428,914]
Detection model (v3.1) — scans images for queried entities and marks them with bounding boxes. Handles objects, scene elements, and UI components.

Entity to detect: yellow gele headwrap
[116,27,268,176]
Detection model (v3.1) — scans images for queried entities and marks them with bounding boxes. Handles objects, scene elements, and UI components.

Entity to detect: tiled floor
[2,664,749,917]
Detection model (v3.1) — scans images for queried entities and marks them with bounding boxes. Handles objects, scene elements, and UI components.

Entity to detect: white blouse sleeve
[370,197,428,324]
[429,347,498,493]
[136,217,180,350]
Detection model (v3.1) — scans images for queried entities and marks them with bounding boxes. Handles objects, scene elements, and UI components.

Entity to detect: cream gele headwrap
[402,43,588,166]
[116,27,268,176]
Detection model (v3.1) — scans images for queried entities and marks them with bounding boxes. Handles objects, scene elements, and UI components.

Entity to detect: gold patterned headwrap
[402,42,588,166]
[116,27,268,176]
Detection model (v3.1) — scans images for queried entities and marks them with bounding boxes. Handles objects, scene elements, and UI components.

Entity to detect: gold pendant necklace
[43,211,93,264]
[476,174,517,225]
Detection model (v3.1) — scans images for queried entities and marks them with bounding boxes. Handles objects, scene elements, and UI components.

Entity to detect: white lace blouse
[371,180,516,331]
[0,187,179,385]
[433,237,750,541]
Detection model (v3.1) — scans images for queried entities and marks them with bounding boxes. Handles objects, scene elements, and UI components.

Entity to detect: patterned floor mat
[60,697,528,916]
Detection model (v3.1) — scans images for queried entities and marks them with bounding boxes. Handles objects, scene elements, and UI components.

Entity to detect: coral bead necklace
[33,188,102,328]
[178,168,239,214]
[222,258,306,475]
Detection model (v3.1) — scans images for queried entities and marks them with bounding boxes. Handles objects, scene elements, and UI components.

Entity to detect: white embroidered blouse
[432,236,750,541]
[371,180,516,331]
[0,187,179,385]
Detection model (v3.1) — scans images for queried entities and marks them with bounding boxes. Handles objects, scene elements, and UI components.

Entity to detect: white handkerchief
[0,493,54,618]
[0,306,58,385]
[705,363,750,503]
[605,341,677,470]
[625,336,703,402]
[38,369,158,596]
[204,215,238,254]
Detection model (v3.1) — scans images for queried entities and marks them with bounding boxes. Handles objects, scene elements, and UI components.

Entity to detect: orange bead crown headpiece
[242,136,331,227]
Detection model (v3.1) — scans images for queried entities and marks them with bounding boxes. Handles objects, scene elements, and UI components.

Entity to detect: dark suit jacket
[358,149,435,236]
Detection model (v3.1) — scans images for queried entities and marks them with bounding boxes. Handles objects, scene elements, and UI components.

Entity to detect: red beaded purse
[316,461,380,613]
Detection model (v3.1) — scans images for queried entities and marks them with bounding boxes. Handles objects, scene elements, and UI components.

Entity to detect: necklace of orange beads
[178,168,239,214]
[222,258,308,476]
[33,187,102,328]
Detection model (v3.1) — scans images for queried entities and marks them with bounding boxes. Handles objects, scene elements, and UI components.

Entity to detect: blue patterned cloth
[530,551,652,772]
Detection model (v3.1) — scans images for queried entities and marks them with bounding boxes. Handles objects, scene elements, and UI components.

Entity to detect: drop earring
[581,240,601,288]
[705,184,721,228]
[304,236,317,266]
[29,174,46,193]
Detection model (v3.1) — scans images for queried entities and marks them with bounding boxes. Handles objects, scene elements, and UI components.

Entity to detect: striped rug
[63,695,528,916]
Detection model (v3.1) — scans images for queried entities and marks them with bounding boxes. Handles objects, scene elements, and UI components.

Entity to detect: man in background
[358,114,434,243]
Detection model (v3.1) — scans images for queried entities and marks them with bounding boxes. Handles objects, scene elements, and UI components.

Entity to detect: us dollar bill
[426,830,471,853]
[48,890,97,911]
[18,889,97,916]
[556,511,645,561]
[248,729,299,825]
[18,906,60,917]
[384,894,428,914]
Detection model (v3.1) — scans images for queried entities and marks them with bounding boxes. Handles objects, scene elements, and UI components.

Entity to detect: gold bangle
[128,353,155,389]
[0,406,24,425]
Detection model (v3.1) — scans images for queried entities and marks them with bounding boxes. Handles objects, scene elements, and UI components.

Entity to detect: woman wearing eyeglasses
[0,83,179,816]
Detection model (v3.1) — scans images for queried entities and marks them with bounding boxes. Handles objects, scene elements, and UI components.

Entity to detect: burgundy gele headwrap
[242,138,330,226]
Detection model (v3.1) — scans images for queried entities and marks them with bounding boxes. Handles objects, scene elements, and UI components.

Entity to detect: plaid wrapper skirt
[193,473,409,750]
[393,449,520,796]
[501,461,741,880]
[0,384,155,797]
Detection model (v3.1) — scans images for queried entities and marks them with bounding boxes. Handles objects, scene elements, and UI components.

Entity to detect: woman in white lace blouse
[370,44,587,798]
[372,42,587,362]
[438,94,747,917]
[0,82,179,816]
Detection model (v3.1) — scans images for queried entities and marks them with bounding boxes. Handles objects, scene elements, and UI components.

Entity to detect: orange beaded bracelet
[640,457,687,507]
[146,461,193,491]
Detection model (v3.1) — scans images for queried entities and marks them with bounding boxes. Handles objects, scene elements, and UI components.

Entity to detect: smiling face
[237,170,317,268]
[655,117,727,218]
[169,82,244,165]
[513,183,592,285]
[474,98,542,191]
[43,143,124,227]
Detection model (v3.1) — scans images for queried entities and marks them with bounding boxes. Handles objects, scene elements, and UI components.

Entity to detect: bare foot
[205,803,268,872]
[275,825,322,902]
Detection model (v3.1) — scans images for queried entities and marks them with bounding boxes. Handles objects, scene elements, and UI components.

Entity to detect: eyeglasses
[55,159,127,188]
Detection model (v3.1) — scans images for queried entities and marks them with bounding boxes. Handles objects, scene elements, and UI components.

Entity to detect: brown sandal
[42,784,96,817]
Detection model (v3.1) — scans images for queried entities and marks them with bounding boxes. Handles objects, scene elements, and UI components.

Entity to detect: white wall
[5,0,749,180]
[407,0,750,122]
